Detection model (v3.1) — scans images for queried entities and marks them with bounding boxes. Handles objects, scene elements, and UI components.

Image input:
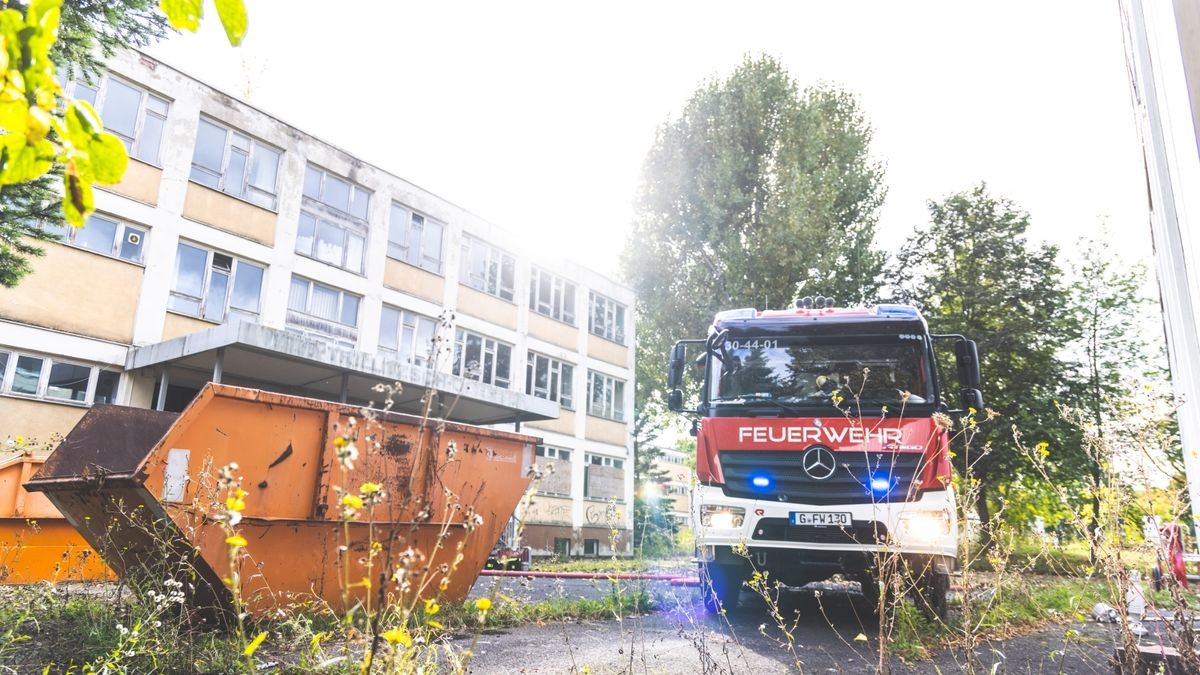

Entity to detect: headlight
[898,510,952,541]
[700,505,745,529]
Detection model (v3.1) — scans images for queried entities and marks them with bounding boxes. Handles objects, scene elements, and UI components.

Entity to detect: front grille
[752,517,889,545]
[719,449,924,505]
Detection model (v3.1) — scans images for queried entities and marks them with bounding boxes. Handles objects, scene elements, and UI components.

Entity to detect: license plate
[790,512,852,527]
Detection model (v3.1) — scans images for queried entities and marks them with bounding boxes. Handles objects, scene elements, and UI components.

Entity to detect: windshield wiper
[713,393,806,415]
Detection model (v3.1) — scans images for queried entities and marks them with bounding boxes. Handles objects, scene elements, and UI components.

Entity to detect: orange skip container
[25,384,536,618]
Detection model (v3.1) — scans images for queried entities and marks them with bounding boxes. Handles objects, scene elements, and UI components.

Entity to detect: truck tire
[857,573,895,619]
[915,571,951,622]
[700,563,744,614]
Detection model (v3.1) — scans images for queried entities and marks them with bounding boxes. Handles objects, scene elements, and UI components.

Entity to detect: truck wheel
[700,563,744,614]
[857,574,895,618]
[915,572,951,622]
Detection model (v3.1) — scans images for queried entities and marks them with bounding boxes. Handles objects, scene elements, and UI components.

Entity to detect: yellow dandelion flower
[225,496,246,512]
[15,436,25,444]
[341,494,364,510]
[334,436,348,448]
[225,534,248,547]
[426,619,443,629]
[439,577,450,591]
[383,628,412,647]
[475,597,492,611]
[424,598,440,615]
[360,482,383,494]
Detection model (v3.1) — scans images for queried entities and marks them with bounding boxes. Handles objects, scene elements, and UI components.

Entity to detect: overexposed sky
[149,1,1151,280]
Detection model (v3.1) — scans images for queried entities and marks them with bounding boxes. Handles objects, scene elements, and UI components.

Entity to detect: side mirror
[959,388,984,412]
[955,339,982,390]
[668,389,684,412]
[667,343,686,389]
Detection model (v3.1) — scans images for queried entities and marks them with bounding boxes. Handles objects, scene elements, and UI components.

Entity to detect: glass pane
[75,215,118,255]
[46,362,91,401]
[482,348,494,385]
[101,79,141,140]
[496,343,512,387]
[173,243,207,300]
[315,221,346,266]
[168,294,201,315]
[614,381,625,419]
[190,165,220,188]
[146,95,169,116]
[192,119,227,172]
[0,353,7,384]
[135,114,164,164]
[75,82,98,107]
[94,371,119,404]
[224,150,247,197]
[230,132,251,151]
[12,355,43,395]
[561,364,574,407]
[389,204,409,251]
[203,270,229,322]
[230,263,263,313]
[563,285,576,324]
[303,165,322,199]
[323,174,350,211]
[500,255,515,301]
[339,294,359,326]
[465,334,482,379]
[346,233,365,273]
[248,145,280,195]
[351,187,370,220]
[288,277,309,312]
[415,317,435,363]
[379,306,400,351]
[118,226,145,262]
[295,212,316,256]
[615,306,626,343]
[535,355,549,392]
[310,284,339,320]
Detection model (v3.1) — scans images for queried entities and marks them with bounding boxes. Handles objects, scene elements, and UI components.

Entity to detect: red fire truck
[666,299,982,618]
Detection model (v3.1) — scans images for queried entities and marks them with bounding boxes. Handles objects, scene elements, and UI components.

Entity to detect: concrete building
[0,50,636,557]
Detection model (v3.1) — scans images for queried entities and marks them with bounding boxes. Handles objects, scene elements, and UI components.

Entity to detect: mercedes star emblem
[802,446,837,480]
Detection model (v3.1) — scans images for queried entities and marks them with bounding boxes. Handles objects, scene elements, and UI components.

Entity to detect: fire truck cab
[667,299,983,618]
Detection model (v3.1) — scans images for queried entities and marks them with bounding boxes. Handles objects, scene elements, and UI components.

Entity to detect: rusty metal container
[0,451,111,582]
[25,384,536,617]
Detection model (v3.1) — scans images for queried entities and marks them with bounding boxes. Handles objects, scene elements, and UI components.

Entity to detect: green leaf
[62,168,94,227]
[89,132,128,184]
[214,0,247,46]
[0,135,51,184]
[0,101,24,134]
[65,99,102,138]
[159,0,202,32]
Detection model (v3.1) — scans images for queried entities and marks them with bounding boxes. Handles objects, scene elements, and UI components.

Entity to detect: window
[287,276,361,345]
[553,538,571,557]
[388,204,444,274]
[43,213,146,263]
[584,452,625,501]
[528,267,576,324]
[62,73,168,164]
[535,445,572,462]
[534,445,572,496]
[0,349,119,406]
[589,292,627,344]
[587,371,626,421]
[460,235,515,301]
[190,117,282,209]
[526,352,574,409]
[583,539,599,557]
[168,242,264,323]
[379,306,438,366]
[297,165,371,274]
[452,329,512,388]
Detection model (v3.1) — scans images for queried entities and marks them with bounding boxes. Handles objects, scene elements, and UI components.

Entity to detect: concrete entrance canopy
[125,322,558,426]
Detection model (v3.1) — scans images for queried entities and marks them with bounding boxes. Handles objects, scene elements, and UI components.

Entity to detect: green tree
[632,407,677,554]
[892,184,1078,533]
[623,55,887,416]
[0,0,172,288]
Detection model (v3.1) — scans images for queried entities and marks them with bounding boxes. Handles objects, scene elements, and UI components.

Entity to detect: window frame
[0,349,119,406]
[387,203,445,274]
[529,266,577,325]
[525,351,574,409]
[459,235,516,302]
[285,275,362,347]
[62,71,169,165]
[189,115,283,210]
[167,241,265,324]
[452,328,513,389]
[42,213,147,264]
[588,291,627,344]
[586,370,627,422]
[297,164,372,275]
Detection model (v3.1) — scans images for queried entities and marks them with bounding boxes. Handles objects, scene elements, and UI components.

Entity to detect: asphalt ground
[462,575,1139,673]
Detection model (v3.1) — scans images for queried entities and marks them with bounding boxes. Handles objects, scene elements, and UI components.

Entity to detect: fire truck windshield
[708,337,934,409]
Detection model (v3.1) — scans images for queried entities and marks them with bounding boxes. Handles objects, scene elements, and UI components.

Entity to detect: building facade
[0,50,635,556]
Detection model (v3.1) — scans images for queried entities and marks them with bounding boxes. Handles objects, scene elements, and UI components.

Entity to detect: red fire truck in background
[666,298,983,618]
